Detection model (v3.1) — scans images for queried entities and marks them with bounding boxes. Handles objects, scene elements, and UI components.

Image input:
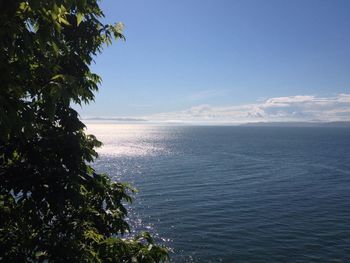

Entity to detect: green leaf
[52,42,59,56]
[51,74,65,81]
[77,12,84,26]
[58,16,71,26]
[35,251,48,259]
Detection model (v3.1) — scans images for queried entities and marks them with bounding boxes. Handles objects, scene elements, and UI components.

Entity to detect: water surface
[87,124,350,262]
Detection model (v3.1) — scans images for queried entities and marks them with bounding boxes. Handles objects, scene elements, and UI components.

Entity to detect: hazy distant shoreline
[241,121,350,127]
[82,118,350,127]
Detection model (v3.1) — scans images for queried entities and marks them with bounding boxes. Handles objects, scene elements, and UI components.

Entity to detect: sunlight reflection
[85,123,168,157]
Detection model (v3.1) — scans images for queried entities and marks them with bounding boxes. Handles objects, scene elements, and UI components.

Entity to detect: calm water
[87,124,350,262]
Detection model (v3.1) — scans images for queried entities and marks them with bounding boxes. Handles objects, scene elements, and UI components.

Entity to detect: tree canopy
[0,1,168,262]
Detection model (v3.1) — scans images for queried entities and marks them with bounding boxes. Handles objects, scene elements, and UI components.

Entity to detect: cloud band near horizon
[147,94,350,123]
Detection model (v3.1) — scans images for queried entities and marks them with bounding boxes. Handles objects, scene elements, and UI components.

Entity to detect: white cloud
[148,94,350,123]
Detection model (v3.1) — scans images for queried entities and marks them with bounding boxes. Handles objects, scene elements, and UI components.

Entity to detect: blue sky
[78,0,350,122]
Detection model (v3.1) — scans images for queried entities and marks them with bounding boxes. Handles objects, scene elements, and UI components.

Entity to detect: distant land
[242,121,350,127]
[82,118,350,127]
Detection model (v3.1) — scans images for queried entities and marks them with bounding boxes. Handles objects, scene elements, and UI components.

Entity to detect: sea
[86,123,350,262]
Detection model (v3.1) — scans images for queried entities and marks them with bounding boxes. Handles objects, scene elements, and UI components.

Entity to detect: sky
[78,0,350,123]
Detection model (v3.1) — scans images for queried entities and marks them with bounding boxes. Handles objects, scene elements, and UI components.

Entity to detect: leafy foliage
[0,1,168,262]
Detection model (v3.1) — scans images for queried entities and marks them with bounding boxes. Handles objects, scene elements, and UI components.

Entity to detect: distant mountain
[242,121,350,127]
[83,117,147,122]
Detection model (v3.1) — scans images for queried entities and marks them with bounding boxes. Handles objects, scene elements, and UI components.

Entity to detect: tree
[0,1,168,262]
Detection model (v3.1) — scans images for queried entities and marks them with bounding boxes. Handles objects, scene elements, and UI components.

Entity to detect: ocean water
[87,123,350,262]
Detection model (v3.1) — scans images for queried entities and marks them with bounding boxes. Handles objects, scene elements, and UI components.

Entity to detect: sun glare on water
[85,123,168,157]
